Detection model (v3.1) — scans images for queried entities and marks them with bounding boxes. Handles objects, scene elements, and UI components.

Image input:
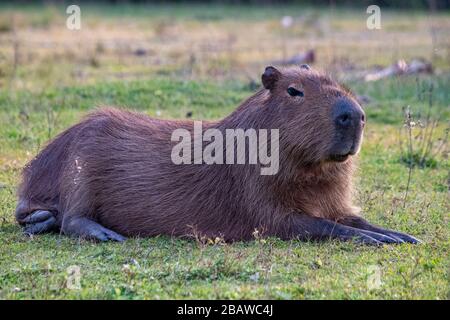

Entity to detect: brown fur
[15,67,364,241]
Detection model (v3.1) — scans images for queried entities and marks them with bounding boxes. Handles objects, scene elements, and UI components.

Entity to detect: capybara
[15,65,420,244]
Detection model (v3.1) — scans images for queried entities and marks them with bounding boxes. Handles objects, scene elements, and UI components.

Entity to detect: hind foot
[22,210,57,235]
[63,217,126,242]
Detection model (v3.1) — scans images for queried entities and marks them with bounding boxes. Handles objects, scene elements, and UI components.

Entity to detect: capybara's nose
[333,99,365,129]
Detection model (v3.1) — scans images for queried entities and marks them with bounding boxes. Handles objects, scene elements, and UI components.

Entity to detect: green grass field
[0,4,449,299]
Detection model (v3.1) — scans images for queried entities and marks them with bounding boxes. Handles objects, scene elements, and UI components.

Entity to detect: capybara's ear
[262,66,281,90]
[300,64,311,70]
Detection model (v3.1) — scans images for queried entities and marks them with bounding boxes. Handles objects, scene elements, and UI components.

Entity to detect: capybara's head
[262,65,365,164]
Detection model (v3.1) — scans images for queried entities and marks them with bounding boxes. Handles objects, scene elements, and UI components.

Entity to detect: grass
[0,4,449,300]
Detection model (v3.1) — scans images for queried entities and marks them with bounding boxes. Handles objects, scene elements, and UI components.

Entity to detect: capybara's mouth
[329,153,351,162]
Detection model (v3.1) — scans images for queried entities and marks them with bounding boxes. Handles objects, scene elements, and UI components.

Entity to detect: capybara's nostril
[333,98,365,129]
[336,112,352,127]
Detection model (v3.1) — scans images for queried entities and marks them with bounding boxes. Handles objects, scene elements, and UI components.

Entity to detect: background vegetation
[0,2,448,299]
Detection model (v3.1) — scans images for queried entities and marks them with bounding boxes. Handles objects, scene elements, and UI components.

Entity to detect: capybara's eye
[287,87,304,97]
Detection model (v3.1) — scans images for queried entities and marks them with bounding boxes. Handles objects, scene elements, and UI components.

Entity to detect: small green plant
[399,83,448,169]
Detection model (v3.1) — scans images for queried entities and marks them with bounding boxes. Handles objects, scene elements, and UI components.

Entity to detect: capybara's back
[16,107,247,241]
[15,109,147,233]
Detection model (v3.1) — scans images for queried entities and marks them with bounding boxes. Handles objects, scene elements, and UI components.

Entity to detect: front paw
[386,230,422,244]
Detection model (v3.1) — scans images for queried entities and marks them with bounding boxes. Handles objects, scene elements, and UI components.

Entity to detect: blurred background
[0,0,449,89]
